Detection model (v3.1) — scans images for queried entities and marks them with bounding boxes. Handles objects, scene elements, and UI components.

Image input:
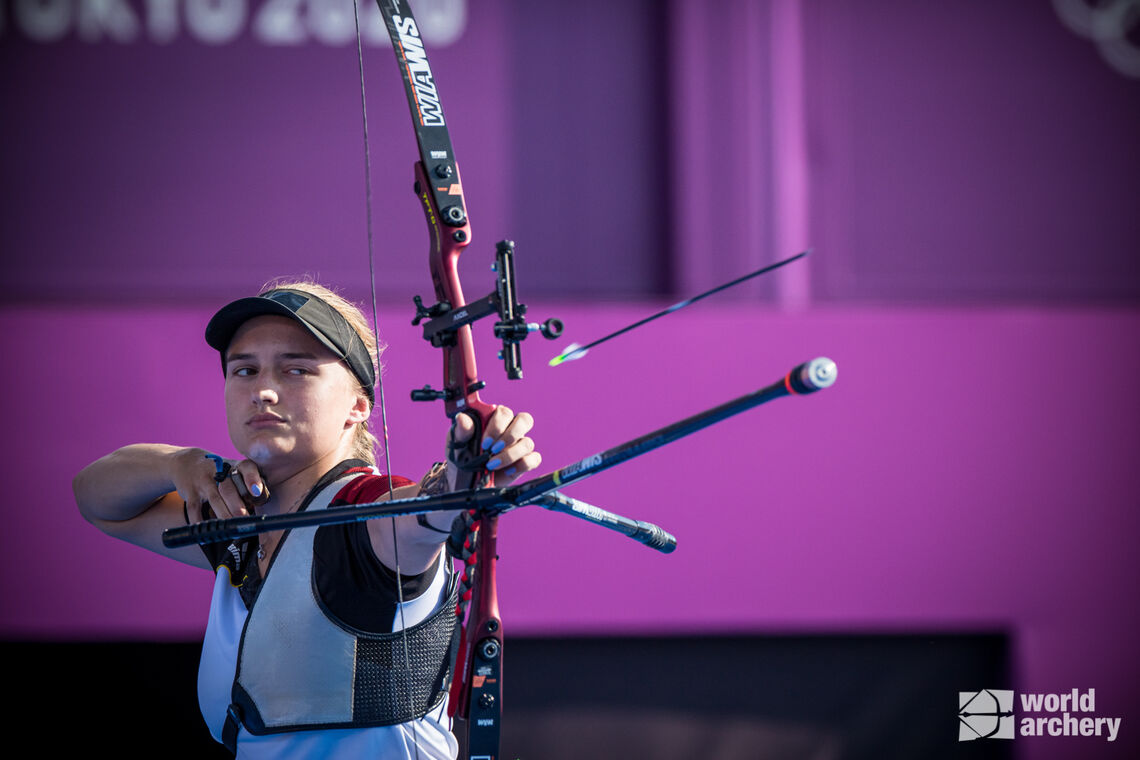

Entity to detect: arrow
[549,250,810,366]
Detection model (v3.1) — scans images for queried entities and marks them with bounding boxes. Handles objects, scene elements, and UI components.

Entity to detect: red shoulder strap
[332,469,416,505]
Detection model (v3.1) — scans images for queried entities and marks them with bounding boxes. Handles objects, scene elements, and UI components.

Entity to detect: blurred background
[1,0,1137,757]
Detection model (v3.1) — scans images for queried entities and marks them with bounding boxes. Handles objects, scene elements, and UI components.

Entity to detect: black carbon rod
[162,488,505,549]
[505,358,837,505]
[534,491,677,553]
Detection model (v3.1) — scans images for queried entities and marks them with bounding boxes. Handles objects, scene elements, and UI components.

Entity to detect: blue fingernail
[487,458,501,470]
[250,483,262,497]
[505,467,517,477]
[491,440,506,454]
[482,437,493,450]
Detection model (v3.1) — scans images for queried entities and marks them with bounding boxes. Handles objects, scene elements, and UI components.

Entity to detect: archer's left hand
[450,406,540,488]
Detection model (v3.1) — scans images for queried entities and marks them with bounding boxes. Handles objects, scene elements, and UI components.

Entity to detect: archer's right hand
[171,448,269,522]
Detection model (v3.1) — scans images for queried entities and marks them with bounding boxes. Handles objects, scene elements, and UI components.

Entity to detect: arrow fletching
[549,342,588,366]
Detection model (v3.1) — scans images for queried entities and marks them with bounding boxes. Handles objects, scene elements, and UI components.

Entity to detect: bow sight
[411,239,563,402]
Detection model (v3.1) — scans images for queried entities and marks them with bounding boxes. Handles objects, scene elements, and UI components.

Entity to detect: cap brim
[205,297,311,354]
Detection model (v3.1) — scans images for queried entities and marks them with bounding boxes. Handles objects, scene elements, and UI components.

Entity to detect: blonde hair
[260,277,383,466]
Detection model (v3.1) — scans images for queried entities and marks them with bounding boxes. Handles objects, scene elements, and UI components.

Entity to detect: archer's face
[223,316,368,476]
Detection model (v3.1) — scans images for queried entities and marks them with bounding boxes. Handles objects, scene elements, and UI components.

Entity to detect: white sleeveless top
[196,471,459,760]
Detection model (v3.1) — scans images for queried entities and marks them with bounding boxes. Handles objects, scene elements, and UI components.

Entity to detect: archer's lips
[247,413,286,428]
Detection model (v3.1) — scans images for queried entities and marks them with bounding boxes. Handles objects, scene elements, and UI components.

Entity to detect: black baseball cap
[205,288,376,403]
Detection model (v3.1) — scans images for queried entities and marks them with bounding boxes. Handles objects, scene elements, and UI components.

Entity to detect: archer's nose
[254,387,278,406]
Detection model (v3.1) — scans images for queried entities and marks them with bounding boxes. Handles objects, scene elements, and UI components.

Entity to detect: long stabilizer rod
[506,357,837,504]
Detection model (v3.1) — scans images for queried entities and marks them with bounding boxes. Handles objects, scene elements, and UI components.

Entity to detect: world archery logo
[959,689,1015,740]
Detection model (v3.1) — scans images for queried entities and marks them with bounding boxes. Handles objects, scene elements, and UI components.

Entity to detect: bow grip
[449,404,497,490]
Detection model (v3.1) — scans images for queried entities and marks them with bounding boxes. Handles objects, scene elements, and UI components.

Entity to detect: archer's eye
[230,366,256,377]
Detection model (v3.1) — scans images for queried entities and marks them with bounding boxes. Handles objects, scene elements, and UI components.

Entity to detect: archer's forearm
[73,443,194,523]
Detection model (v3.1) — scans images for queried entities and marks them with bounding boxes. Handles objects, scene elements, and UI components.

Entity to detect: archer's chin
[245,441,274,465]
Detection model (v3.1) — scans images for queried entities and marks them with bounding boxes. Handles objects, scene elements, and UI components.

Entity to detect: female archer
[74,280,539,759]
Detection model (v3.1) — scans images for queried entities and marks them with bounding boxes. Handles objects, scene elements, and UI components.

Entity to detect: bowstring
[352,3,423,758]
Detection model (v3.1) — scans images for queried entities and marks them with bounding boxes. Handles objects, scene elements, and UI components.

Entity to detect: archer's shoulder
[332,469,416,505]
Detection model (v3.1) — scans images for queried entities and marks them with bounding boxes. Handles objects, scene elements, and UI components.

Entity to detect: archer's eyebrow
[224,351,324,365]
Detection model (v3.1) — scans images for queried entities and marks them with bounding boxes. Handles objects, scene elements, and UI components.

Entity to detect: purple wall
[0,0,513,305]
[802,0,1140,303]
[2,1,1139,757]
[3,304,1138,752]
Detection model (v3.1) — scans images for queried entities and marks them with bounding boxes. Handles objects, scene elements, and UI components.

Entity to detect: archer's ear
[346,393,371,425]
